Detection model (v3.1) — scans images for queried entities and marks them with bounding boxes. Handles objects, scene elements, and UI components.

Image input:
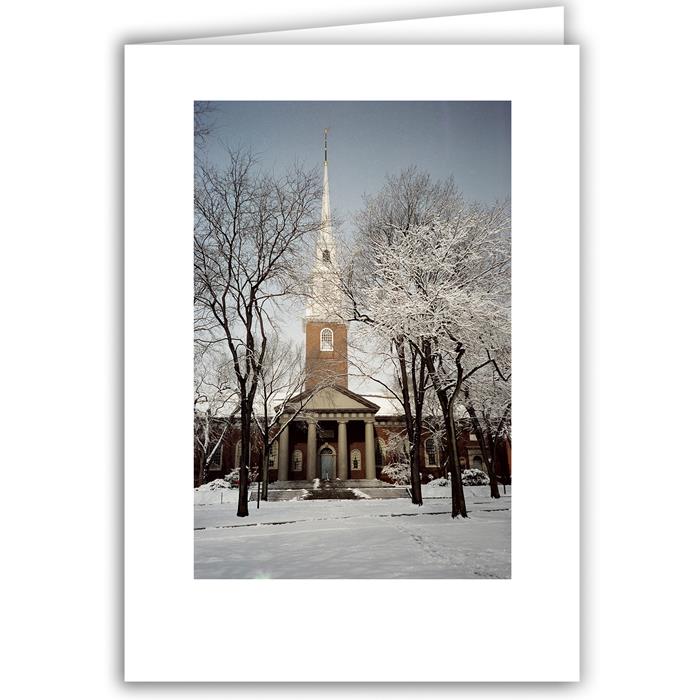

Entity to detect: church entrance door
[320,448,334,481]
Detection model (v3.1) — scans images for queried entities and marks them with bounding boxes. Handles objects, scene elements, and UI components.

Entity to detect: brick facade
[304,321,348,391]
[196,416,511,487]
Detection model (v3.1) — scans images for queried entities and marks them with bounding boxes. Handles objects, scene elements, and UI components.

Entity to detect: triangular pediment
[285,384,379,413]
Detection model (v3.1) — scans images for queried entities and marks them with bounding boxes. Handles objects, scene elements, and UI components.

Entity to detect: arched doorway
[319,446,335,481]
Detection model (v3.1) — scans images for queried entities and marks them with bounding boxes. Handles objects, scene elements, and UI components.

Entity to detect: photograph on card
[193,101,511,579]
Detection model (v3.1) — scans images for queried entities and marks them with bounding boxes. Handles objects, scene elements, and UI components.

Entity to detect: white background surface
[2,0,699,697]
[125,43,578,682]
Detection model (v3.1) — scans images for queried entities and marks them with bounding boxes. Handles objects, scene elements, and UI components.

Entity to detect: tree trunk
[394,337,422,505]
[422,338,467,518]
[486,461,501,499]
[466,403,501,500]
[237,406,250,517]
[196,451,207,488]
[261,444,269,501]
[486,437,501,499]
[409,375,425,506]
[444,410,467,518]
[409,441,423,506]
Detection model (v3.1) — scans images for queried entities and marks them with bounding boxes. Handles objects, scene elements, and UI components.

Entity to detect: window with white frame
[375,438,385,467]
[350,449,362,471]
[320,328,333,351]
[425,437,438,466]
[268,441,278,470]
[209,442,224,471]
[234,440,242,469]
[292,449,303,472]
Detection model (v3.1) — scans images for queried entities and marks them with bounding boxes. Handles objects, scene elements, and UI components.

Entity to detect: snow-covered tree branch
[346,167,511,517]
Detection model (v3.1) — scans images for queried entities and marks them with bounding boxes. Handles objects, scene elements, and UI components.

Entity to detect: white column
[277,423,289,482]
[364,419,376,480]
[306,420,317,480]
[337,419,348,481]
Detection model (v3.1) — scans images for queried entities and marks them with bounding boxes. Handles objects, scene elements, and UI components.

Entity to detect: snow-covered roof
[364,395,404,417]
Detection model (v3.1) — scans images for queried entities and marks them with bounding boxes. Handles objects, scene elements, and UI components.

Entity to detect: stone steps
[272,479,388,490]
[263,489,309,502]
[303,488,360,500]
[249,480,410,502]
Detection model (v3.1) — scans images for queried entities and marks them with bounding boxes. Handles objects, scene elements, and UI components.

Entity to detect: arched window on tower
[320,328,333,351]
[322,249,331,263]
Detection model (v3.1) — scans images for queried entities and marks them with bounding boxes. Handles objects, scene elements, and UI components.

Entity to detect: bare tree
[355,166,463,237]
[194,101,219,154]
[193,348,240,486]
[194,148,322,516]
[463,347,512,499]
[252,333,325,501]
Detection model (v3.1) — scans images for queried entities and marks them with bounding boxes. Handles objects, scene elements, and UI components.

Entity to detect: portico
[274,386,380,482]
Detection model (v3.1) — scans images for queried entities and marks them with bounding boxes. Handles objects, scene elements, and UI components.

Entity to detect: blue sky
[197,101,510,227]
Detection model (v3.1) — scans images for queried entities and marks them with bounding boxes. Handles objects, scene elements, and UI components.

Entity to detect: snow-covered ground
[194,484,510,579]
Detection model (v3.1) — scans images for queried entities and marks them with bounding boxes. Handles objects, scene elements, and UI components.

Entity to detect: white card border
[125,44,579,682]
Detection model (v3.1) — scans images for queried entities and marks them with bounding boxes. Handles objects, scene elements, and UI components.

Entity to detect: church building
[271,128,391,484]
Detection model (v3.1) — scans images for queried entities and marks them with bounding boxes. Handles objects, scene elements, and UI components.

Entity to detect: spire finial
[324,128,328,163]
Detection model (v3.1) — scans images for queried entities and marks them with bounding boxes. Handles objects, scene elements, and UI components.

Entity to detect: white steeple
[321,128,331,230]
[306,129,344,322]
